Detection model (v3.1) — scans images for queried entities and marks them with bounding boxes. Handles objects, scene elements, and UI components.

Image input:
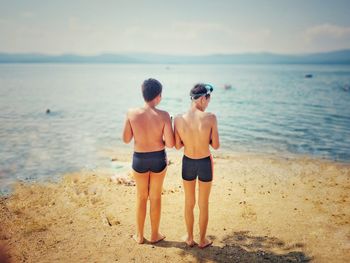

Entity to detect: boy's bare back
[125,107,173,152]
[175,109,219,159]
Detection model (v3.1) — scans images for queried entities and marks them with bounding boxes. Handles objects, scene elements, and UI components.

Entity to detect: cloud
[122,21,231,41]
[304,23,350,42]
[121,21,272,54]
[20,11,35,18]
[171,21,232,39]
[68,17,94,34]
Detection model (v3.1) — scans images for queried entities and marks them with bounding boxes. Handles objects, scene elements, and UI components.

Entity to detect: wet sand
[0,152,349,262]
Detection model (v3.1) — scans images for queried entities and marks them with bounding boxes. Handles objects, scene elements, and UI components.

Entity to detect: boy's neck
[145,102,157,109]
[191,102,205,112]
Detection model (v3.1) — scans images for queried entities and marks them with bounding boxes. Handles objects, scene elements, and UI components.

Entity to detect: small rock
[105,209,121,226]
[88,185,99,195]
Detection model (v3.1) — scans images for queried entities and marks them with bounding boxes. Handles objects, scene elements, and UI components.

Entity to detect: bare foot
[132,234,144,244]
[150,233,166,244]
[182,235,197,247]
[198,238,212,249]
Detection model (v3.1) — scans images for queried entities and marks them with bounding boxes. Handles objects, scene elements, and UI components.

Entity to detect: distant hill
[0,50,350,64]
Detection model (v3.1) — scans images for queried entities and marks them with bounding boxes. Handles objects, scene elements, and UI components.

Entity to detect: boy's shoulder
[203,111,216,118]
[127,107,143,117]
[155,108,171,118]
[127,107,142,112]
[174,113,184,123]
[203,112,217,123]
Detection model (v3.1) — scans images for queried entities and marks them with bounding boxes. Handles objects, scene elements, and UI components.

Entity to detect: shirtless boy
[122,78,174,244]
[174,83,220,248]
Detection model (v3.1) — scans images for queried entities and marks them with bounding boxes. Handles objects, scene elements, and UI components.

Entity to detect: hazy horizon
[1,48,350,57]
[1,0,350,55]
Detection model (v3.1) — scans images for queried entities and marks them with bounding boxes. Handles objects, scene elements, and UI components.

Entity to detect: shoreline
[1,148,349,199]
[3,148,350,197]
[0,151,349,262]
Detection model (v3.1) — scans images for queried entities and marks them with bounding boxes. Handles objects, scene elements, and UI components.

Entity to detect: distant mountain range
[0,50,350,64]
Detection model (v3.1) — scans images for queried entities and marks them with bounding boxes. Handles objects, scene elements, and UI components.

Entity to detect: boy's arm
[210,114,220,150]
[163,112,175,148]
[174,116,184,150]
[122,112,133,143]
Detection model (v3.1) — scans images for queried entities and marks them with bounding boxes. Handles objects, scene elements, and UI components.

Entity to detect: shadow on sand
[151,231,311,263]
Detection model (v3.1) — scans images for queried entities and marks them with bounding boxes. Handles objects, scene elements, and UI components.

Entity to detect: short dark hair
[190,83,210,100]
[142,78,162,102]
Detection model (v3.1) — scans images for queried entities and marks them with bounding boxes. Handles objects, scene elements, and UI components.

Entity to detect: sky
[0,0,350,55]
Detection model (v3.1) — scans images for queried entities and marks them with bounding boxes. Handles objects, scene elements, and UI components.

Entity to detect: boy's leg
[133,170,150,244]
[149,167,167,243]
[198,180,212,248]
[183,179,196,246]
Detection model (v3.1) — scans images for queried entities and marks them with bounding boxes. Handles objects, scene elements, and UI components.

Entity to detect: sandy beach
[0,151,349,262]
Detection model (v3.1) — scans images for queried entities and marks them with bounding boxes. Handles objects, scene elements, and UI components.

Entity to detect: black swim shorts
[132,150,167,173]
[182,155,213,182]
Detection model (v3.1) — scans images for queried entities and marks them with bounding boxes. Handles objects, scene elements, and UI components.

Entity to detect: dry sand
[0,151,349,262]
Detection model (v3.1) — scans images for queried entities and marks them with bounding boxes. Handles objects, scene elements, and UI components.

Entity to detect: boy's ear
[155,94,161,103]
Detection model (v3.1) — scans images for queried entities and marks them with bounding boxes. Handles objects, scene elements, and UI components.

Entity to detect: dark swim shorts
[182,155,213,182]
[132,150,167,173]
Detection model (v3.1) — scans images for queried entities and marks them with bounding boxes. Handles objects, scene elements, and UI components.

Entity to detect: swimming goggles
[190,84,214,100]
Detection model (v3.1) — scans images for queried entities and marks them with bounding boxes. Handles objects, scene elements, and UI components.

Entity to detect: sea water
[0,63,349,193]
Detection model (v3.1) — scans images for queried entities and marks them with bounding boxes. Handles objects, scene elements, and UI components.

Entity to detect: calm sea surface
[1,64,350,193]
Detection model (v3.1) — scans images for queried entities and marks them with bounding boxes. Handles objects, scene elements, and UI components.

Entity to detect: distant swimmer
[46,109,51,114]
[174,83,220,248]
[305,74,313,78]
[224,84,232,90]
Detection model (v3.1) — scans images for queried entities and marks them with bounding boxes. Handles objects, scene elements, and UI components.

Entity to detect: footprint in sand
[241,203,257,220]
